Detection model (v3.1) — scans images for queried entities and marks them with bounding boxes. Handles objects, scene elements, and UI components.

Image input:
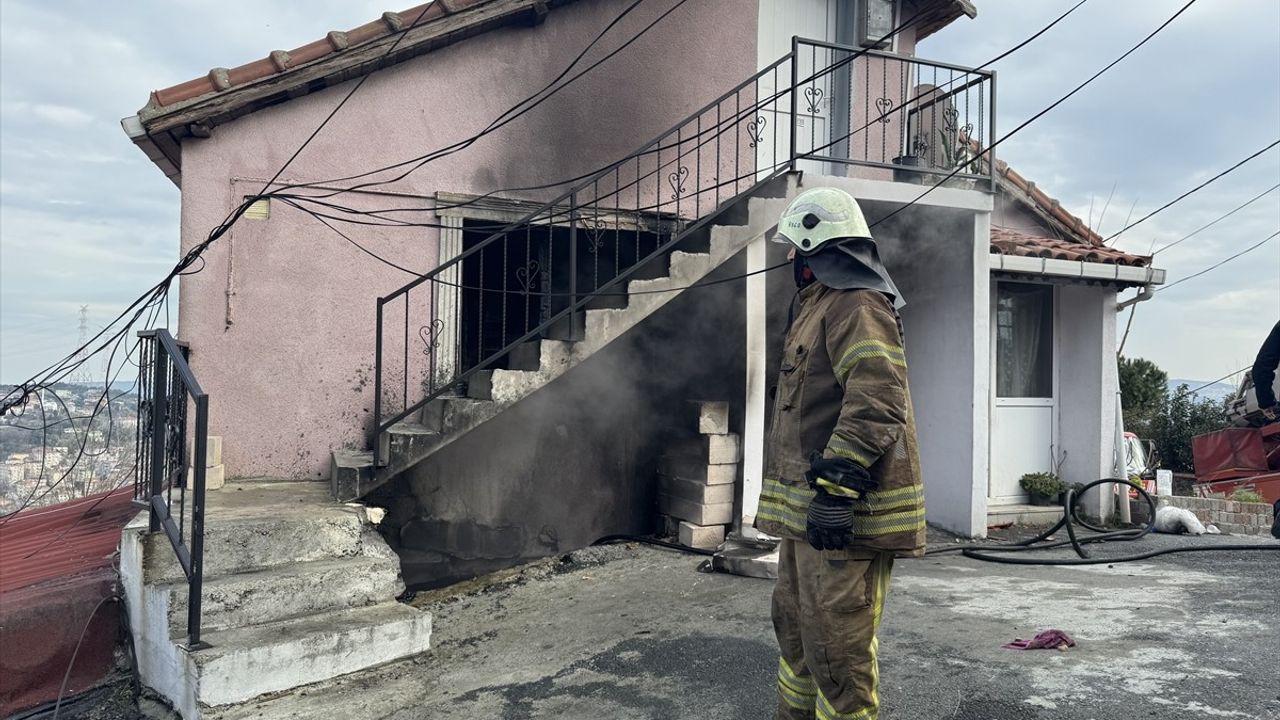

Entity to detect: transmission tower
[73,305,92,384]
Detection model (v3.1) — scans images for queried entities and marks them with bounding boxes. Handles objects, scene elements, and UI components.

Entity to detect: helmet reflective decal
[774,186,873,255]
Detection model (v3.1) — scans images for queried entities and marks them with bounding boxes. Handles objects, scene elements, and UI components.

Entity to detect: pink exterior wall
[176,0,757,479]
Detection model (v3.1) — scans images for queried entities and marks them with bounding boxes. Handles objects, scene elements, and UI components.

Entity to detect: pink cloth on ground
[1003,629,1076,650]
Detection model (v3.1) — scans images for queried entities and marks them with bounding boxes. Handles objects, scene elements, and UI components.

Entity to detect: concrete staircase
[121,481,431,719]
[331,173,798,502]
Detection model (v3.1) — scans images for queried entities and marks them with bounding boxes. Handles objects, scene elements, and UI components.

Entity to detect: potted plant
[1019,472,1066,506]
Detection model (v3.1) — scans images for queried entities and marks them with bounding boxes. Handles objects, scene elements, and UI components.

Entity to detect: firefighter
[755,186,925,720]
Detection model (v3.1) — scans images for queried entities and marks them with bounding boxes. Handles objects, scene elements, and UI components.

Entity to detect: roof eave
[915,0,978,43]
[990,253,1167,289]
[124,0,564,181]
[122,115,181,188]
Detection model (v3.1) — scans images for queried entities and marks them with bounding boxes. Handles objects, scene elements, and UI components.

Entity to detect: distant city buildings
[0,384,140,515]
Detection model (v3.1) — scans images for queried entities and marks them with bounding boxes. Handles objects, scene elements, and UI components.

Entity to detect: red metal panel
[0,487,138,594]
[0,488,139,715]
[1192,428,1270,483]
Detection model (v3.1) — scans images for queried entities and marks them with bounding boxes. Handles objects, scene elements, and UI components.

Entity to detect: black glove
[806,490,854,551]
[805,452,877,498]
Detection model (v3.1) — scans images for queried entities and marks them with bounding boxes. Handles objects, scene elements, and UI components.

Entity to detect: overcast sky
[1,0,1277,386]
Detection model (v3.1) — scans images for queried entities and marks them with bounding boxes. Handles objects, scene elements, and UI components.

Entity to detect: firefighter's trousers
[771,539,894,720]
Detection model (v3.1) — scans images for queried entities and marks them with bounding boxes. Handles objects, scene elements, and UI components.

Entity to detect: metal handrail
[136,329,209,649]
[372,38,996,458]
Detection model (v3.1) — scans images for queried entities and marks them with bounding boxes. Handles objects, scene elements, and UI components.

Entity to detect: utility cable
[1153,182,1280,255]
[1186,367,1248,394]
[1104,139,1280,246]
[1155,230,1279,293]
[869,0,1202,231]
[305,204,788,297]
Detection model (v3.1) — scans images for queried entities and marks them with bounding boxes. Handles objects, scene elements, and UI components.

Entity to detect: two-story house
[117,1,1165,716]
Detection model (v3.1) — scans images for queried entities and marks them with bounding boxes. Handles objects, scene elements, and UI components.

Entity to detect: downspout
[1116,284,1154,312]
[1111,282,1155,523]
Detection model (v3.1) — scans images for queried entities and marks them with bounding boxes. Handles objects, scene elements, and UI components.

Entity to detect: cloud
[30,103,95,127]
[1,0,1277,385]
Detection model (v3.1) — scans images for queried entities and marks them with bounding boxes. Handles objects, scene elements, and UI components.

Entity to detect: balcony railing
[790,38,995,183]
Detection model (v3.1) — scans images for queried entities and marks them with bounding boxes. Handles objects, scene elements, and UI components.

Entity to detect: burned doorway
[458,218,668,371]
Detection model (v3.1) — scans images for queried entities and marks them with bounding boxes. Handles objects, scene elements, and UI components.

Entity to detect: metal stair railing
[372,38,994,462]
[135,328,211,649]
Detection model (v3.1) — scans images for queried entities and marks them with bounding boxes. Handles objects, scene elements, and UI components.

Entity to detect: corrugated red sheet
[0,488,139,715]
[0,487,139,594]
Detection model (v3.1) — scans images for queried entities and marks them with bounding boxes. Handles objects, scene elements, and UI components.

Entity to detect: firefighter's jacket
[755,283,926,556]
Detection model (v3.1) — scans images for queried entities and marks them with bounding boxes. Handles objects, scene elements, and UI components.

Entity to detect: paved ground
[198,529,1279,720]
[76,529,1280,719]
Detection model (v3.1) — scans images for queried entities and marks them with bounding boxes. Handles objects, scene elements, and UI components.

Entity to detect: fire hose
[930,478,1280,565]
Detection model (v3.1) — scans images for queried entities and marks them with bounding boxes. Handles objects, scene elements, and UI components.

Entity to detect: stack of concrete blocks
[186,435,226,491]
[659,401,740,550]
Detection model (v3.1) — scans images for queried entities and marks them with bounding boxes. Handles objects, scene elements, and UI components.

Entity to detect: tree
[1118,356,1168,437]
[1148,385,1228,473]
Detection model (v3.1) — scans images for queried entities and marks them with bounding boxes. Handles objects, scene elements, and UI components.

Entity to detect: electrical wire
[270,3,931,221]
[868,0,1202,231]
[1152,182,1280,255]
[1185,367,1249,394]
[51,593,119,720]
[1156,230,1279,293]
[1103,139,1280,245]
[305,202,788,297]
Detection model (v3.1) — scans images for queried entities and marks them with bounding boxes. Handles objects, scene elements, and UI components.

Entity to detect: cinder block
[192,435,223,468]
[708,433,742,464]
[697,401,730,435]
[660,474,735,505]
[658,494,734,525]
[187,464,226,491]
[679,521,725,550]
[660,454,739,485]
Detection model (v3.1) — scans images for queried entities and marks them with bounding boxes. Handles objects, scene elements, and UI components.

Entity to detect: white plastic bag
[1153,505,1207,535]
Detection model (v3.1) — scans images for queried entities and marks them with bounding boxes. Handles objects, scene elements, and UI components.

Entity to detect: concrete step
[143,505,368,584]
[338,174,800,502]
[190,602,432,708]
[986,503,1065,529]
[162,555,404,637]
[466,368,547,403]
[330,449,374,503]
[203,654,424,720]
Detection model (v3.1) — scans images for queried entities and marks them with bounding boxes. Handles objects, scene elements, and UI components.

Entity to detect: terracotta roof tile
[990,226,1150,267]
[147,2,458,110]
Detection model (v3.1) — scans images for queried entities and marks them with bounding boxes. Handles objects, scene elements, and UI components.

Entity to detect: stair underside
[332,177,796,501]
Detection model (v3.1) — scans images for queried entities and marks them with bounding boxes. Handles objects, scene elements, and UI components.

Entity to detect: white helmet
[773,187,872,255]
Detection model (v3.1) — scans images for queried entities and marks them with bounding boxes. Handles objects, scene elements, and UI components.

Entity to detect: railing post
[148,338,166,533]
[373,298,384,465]
[188,394,209,649]
[789,36,799,170]
[987,70,997,190]
[568,193,578,342]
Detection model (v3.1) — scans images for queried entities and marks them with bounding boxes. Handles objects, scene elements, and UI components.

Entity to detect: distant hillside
[1168,378,1236,402]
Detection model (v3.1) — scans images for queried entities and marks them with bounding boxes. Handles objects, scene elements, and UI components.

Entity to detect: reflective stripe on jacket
[754,284,926,556]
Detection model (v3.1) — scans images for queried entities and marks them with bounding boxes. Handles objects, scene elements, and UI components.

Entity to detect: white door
[756,0,846,176]
[990,282,1058,504]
